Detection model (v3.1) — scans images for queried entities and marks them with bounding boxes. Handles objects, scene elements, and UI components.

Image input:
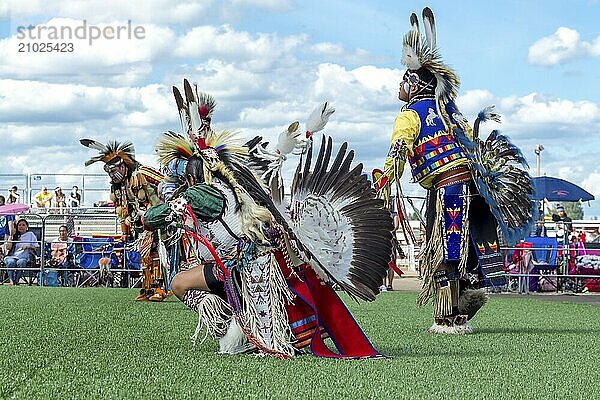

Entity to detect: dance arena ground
[2,286,599,399]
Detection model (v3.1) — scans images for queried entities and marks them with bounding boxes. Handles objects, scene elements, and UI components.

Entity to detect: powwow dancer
[143,79,393,358]
[377,8,536,333]
[79,139,168,301]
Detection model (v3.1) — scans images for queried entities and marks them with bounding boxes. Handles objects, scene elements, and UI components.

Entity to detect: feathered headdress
[158,79,274,241]
[155,131,195,168]
[80,139,138,167]
[173,79,217,152]
[401,7,459,104]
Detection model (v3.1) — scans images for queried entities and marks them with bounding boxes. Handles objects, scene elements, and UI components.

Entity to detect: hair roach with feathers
[401,7,460,106]
[80,139,139,168]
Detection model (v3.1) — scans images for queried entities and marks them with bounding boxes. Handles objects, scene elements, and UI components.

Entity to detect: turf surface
[1,286,599,399]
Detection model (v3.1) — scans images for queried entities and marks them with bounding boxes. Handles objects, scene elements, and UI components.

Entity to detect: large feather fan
[226,136,393,301]
[287,136,393,301]
[469,130,536,244]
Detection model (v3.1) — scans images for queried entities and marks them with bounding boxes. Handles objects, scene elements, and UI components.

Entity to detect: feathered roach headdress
[401,7,459,105]
[156,79,273,241]
[80,139,138,167]
[157,79,248,176]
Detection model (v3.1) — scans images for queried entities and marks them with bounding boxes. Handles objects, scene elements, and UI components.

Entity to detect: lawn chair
[525,236,559,292]
[506,241,534,293]
[74,237,118,287]
[120,246,142,288]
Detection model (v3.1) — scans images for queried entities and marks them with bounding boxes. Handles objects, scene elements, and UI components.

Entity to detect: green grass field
[1,287,599,399]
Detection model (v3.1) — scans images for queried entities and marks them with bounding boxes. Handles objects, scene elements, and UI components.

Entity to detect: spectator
[0,195,16,257]
[533,221,547,237]
[588,228,599,243]
[4,219,39,285]
[7,186,20,204]
[69,185,81,208]
[34,186,52,208]
[551,205,573,232]
[49,225,75,286]
[52,186,67,211]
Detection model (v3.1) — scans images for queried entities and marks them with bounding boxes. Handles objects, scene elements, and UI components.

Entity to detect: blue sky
[1,0,599,216]
[232,0,600,101]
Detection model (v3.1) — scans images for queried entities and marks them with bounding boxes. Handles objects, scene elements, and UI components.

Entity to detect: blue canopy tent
[532,176,595,202]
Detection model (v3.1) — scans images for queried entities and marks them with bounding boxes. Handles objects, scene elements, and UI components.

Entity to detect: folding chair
[508,241,534,293]
[108,243,142,288]
[123,248,142,288]
[524,236,559,291]
[74,237,117,287]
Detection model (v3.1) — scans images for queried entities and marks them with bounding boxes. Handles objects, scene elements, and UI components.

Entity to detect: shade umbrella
[0,203,30,215]
[532,176,595,202]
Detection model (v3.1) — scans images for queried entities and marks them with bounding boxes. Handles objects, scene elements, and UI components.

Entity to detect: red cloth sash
[276,251,382,359]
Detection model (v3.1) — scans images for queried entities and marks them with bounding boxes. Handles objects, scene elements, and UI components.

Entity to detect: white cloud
[0,79,140,122]
[1,2,8,20]
[6,0,212,25]
[121,84,177,127]
[164,60,285,110]
[309,42,376,64]
[0,79,181,149]
[527,27,600,66]
[2,19,309,84]
[2,0,297,30]
[558,165,584,182]
[0,18,175,85]
[455,90,600,131]
[582,171,600,199]
[509,93,599,125]
[239,101,305,127]
[311,42,345,56]
[230,0,293,12]
[313,63,402,110]
[174,25,306,71]
[456,90,495,116]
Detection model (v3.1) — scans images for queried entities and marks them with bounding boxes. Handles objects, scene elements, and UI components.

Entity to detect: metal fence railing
[0,211,142,288]
[1,195,599,293]
[1,172,112,208]
[397,218,600,294]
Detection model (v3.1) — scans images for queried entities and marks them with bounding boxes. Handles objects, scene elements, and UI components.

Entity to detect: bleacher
[22,208,119,239]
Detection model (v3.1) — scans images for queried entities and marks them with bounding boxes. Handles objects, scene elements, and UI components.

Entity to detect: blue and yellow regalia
[380,7,536,333]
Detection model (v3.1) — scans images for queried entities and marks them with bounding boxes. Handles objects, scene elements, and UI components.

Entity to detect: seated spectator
[69,185,81,208]
[34,186,52,208]
[0,196,16,280]
[551,205,573,232]
[52,186,67,211]
[7,186,20,204]
[533,221,547,237]
[3,219,39,285]
[49,225,75,286]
